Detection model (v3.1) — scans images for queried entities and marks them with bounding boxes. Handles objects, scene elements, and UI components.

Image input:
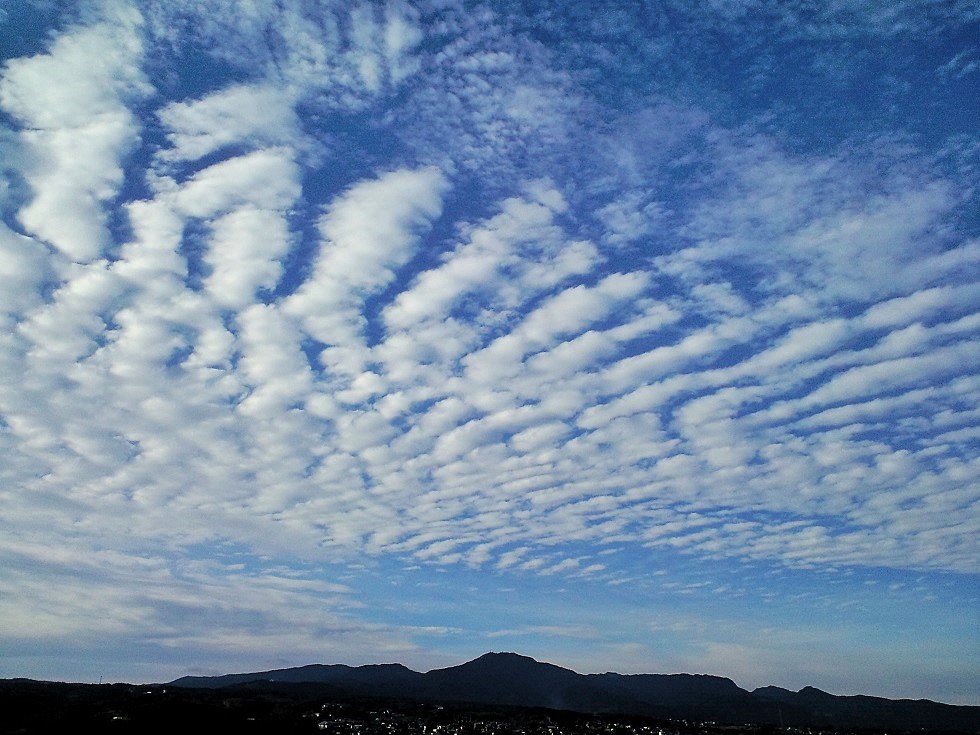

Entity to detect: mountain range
[170,652,980,731]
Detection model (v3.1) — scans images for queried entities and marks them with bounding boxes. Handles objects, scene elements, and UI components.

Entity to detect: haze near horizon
[0,0,977,705]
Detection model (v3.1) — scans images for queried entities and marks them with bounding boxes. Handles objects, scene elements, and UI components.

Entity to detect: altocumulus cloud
[0,0,978,705]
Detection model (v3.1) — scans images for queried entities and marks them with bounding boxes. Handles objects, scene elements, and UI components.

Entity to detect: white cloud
[597,191,665,246]
[462,272,649,386]
[518,273,650,345]
[203,207,291,310]
[172,148,301,218]
[383,187,578,330]
[384,3,424,83]
[799,340,980,413]
[0,11,150,262]
[236,303,312,417]
[286,166,449,355]
[157,83,302,163]
[676,137,967,302]
[0,225,50,318]
[862,282,980,329]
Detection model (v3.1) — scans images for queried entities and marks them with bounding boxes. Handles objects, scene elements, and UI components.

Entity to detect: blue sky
[1,0,978,705]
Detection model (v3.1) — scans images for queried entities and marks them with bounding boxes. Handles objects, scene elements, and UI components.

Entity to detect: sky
[0,0,978,706]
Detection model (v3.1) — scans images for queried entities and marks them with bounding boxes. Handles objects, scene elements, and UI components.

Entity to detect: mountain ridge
[168,651,980,731]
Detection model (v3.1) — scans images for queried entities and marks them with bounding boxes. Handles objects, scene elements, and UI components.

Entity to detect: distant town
[295,698,871,735]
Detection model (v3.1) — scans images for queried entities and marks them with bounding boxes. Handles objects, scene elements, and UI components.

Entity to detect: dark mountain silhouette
[421,652,604,711]
[172,662,422,692]
[588,671,764,722]
[755,684,980,731]
[169,651,980,732]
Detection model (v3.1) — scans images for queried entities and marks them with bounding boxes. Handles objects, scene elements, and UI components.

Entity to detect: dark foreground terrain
[168,653,980,733]
[5,654,978,735]
[1,678,975,735]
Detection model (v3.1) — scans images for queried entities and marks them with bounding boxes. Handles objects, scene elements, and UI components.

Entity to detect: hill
[169,652,980,731]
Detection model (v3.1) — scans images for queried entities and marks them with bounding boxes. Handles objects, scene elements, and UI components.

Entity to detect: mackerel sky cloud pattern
[0,0,977,704]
